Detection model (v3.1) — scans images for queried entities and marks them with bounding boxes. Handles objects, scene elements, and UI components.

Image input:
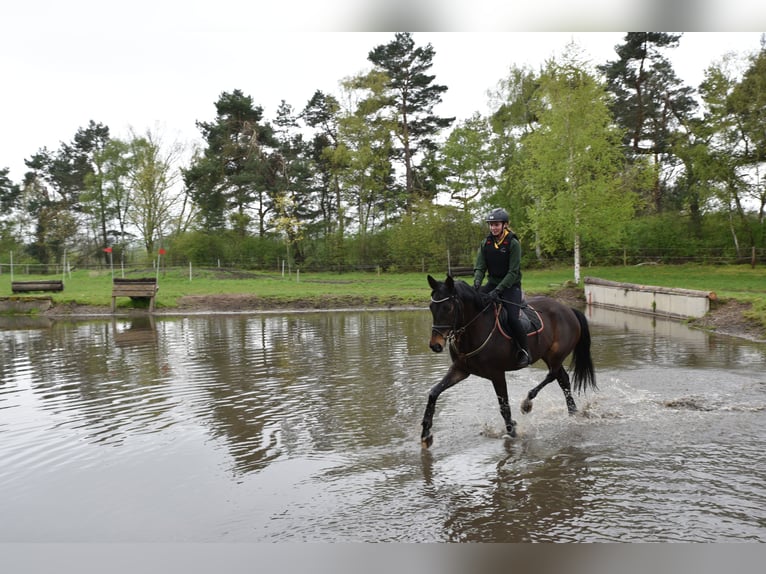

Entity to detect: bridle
[430,294,458,335]
[430,292,497,359]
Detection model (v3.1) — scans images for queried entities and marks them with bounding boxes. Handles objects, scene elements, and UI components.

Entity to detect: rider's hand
[473,280,481,291]
[489,289,501,302]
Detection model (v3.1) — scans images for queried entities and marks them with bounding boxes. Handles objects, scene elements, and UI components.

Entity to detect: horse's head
[427,274,460,353]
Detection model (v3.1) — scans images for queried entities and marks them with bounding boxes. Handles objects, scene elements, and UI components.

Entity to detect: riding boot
[508,315,530,368]
[516,337,531,368]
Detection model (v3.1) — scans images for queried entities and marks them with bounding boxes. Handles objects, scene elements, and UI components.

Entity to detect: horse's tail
[570,307,597,393]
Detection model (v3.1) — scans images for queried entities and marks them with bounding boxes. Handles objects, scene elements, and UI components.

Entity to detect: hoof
[504,425,517,439]
[421,434,433,449]
[521,398,533,414]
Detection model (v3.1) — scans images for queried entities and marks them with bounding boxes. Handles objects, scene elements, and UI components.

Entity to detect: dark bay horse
[422,274,596,448]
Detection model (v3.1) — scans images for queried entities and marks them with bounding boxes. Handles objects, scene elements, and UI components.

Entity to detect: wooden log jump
[11,280,64,293]
[111,277,159,312]
[447,266,474,277]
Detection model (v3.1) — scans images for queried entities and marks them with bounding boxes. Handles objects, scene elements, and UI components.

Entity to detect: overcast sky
[2,1,764,183]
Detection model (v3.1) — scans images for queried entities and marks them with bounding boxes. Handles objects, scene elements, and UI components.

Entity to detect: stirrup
[517,348,530,368]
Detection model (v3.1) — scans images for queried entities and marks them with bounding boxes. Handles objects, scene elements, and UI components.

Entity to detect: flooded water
[0,306,764,542]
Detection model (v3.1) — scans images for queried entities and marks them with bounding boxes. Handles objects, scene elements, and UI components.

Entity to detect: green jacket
[473,230,522,290]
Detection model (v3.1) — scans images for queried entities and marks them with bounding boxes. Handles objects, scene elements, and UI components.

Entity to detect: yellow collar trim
[493,228,509,248]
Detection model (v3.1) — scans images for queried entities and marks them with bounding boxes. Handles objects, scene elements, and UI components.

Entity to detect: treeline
[1,33,765,282]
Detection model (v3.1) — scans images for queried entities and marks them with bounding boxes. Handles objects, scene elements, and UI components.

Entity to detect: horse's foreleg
[421,365,468,448]
[491,376,516,438]
[520,368,558,414]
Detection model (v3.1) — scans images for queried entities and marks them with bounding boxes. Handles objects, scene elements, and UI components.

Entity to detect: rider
[472,207,531,368]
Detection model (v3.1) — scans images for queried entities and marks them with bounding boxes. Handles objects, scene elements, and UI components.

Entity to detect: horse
[422,274,597,448]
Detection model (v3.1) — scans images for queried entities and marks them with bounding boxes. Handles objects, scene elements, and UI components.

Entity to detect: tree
[74,121,112,261]
[19,162,78,266]
[367,32,454,210]
[124,128,188,256]
[183,90,277,235]
[441,112,496,212]
[519,44,638,283]
[0,167,22,254]
[302,90,346,246]
[337,71,397,240]
[486,65,543,257]
[695,45,766,253]
[728,46,766,226]
[599,33,697,212]
[488,64,541,139]
[273,100,313,265]
[81,138,130,256]
[0,167,21,218]
[20,121,110,265]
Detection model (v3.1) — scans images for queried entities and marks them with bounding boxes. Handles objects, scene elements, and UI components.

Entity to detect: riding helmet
[486,208,509,223]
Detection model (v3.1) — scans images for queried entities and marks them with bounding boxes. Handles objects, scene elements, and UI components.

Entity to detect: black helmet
[486,208,509,223]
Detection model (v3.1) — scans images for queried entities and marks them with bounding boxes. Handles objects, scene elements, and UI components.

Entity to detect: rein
[430,294,498,359]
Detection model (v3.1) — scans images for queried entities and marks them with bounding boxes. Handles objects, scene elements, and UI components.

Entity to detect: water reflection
[0,308,764,542]
[112,316,157,347]
[585,305,766,370]
[421,438,594,542]
[0,316,53,330]
[165,313,433,475]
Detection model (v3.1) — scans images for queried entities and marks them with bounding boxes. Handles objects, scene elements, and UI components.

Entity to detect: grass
[2,263,765,330]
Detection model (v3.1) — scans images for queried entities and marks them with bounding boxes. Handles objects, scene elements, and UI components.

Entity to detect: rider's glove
[489,289,501,302]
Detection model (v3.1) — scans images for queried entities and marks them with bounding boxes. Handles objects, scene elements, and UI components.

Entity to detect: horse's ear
[445,275,455,291]
[427,275,439,291]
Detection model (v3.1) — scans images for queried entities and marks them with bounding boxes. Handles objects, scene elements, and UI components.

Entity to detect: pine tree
[367,32,454,211]
[183,90,277,235]
[599,32,697,212]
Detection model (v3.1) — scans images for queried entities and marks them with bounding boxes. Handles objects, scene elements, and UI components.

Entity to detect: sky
[2,1,764,183]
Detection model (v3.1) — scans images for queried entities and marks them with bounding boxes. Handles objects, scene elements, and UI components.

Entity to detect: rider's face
[489,221,504,236]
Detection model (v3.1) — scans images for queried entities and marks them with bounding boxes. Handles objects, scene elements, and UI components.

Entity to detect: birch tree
[521,44,639,283]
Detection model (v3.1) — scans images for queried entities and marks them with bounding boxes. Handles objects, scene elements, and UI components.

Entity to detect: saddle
[498,300,543,337]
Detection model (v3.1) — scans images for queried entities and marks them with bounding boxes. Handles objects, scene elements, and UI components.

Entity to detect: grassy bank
[2,263,765,330]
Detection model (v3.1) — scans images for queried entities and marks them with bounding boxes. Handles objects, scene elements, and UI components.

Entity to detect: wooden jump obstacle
[447,266,474,277]
[111,277,159,312]
[11,280,64,293]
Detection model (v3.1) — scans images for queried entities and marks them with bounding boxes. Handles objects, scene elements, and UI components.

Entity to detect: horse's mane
[451,277,488,307]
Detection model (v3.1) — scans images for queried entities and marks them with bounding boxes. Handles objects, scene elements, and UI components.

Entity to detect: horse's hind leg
[491,376,516,438]
[520,366,578,415]
[520,368,558,414]
[555,367,578,415]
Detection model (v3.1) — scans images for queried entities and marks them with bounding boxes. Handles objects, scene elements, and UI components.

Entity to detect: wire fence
[1,247,765,278]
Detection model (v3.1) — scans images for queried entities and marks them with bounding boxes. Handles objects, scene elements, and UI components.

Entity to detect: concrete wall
[583,277,713,319]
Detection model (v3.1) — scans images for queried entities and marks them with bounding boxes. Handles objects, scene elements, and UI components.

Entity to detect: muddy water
[0,307,764,542]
